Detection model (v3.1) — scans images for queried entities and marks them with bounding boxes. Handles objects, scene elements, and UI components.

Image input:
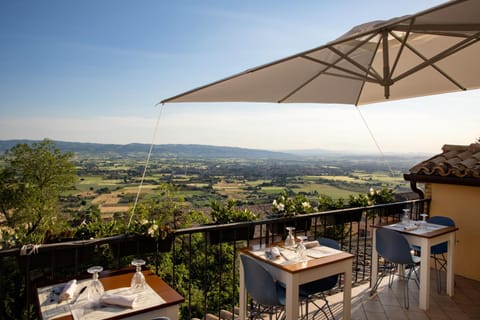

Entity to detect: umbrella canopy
[161,0,480,106]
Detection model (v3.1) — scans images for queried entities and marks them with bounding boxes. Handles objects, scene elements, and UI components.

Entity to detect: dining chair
[427,216,456,293]
[371,228,420,309]
[298,237,340,320]
[240,254,307,320]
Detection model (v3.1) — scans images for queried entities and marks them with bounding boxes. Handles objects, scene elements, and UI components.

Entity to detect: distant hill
[0,140,297,160]
[0,140,432,165]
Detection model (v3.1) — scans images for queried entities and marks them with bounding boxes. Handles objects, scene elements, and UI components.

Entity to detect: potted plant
[205,200,257,244]
[268,191,314,235]
[110,200,174,258]
[13,222,105,272]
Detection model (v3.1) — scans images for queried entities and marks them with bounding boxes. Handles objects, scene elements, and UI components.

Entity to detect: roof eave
[404,173,480,187]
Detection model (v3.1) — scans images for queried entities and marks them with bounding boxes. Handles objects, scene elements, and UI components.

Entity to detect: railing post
[0,256,4,320]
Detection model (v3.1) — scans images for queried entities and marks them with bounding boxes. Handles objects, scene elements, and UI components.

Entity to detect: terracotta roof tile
[409,143,480,179]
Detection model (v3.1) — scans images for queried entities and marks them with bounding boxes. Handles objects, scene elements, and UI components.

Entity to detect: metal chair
[371,228,420,309]
[240,254,307,320]
[298,237,340,319]
[427,216,456,293]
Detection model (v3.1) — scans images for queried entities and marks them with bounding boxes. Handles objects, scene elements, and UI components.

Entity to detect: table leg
[418,238,430,310]
[343,261,352,320]
[446,232,455,296]
[239,257,247,320]
[285,275,299,320]
[371,228,378,289]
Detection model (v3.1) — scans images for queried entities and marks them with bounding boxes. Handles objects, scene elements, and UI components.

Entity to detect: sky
[0,0,478,155]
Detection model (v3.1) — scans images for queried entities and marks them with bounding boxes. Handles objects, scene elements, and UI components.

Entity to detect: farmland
[59,144,426,218]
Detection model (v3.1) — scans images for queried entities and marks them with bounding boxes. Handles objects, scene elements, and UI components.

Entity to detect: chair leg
[371,268,386,295]
[388,264,396,288]
[304,299,309,320]
[403,266,413,309]
[371,261,395,295]
[324,294,335,320]
[413,265,420,289]
[307,293,335,320]
[434,257,442,293]
[433,253,448,293]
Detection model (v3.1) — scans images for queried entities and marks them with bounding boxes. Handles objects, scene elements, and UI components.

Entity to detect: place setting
[386,210,448,235]
[38,259,166,320]
[254,227,341,265]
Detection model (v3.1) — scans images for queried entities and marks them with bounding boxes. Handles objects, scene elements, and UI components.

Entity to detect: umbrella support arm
[382,30,391,99]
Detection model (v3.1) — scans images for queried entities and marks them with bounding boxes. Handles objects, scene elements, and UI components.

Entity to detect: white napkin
[304,240,319,249]
[265,247,281,259]
[59,279,77,301]
[100,293,138,308]
[404,225,419,231]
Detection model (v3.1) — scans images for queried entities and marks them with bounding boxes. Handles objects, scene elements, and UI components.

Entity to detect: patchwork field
[66,156,416,216]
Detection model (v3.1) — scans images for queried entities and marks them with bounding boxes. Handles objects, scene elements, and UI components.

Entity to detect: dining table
[371,221,458,310]
[239,242,354,320]
[36,268,184,320]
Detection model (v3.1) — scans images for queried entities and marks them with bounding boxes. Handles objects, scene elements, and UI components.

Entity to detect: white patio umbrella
[160,0,480,106]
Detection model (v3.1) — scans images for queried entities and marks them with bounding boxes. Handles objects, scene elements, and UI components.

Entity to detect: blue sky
[1,0,478,154]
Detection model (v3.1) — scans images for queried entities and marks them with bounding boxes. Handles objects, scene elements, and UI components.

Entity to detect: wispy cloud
[65,41,188,61]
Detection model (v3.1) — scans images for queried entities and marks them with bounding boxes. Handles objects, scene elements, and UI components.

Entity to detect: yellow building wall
[429,184,480,281]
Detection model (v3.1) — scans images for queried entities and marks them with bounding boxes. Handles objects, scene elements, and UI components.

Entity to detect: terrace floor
[325,272,480,320]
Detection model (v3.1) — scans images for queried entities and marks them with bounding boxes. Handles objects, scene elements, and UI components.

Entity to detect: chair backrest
[319,237,341,250]
[240,254,283,307]
[427,216,455,227]
[318,237,340,288]
[428,216,455,254]
[376,228,414,265]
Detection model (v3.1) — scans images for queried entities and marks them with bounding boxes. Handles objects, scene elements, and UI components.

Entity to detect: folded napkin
[265,247,280,260]
[100,293,138,308]
[60,279,77,301]
[404,225,419,231]
[304,240,319,249]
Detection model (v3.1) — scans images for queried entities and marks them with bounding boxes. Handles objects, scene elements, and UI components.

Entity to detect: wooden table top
[374,222,458,239]
[240,244,353,274]
[37,268,184,320]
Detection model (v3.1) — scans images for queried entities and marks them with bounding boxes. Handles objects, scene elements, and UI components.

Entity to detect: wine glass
[131,259,146,293]
[86,266,104,305]
[296,236,308,262]
[401,209,411,226]
[420,213,429,230]
[284,227,296,247]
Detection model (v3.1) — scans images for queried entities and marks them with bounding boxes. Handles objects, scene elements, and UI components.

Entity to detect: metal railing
[0,199,429,320]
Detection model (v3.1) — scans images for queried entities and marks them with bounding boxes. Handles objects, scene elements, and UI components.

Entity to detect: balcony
[3,199,478,319]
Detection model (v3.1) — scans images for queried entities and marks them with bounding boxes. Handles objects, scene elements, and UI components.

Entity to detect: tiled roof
[409,143,480,179]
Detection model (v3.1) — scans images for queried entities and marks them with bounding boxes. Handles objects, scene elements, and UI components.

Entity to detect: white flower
[273,199,285,211]
[302,202,311,209]
[147,224,159,236]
